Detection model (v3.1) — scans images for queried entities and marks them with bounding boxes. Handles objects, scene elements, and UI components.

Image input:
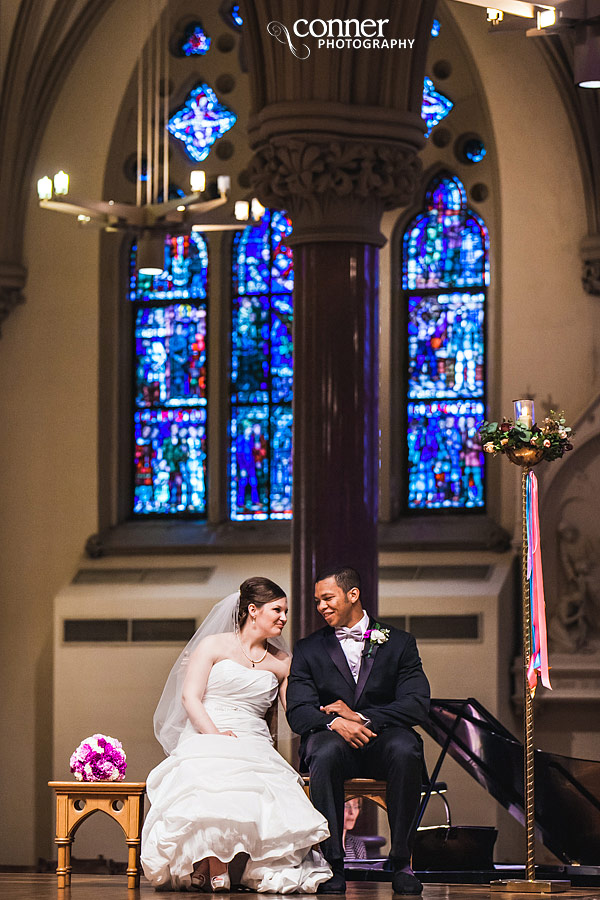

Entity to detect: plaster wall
[0,1,143,865]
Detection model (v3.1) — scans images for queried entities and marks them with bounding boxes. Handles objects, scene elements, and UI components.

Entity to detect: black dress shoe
[392,871,423,895]
[317,870,346,894]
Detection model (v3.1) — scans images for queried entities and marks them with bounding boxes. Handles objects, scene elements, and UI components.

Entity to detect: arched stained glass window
[402,173,489,510]
[130,233,209,516]
[230,210,294,520]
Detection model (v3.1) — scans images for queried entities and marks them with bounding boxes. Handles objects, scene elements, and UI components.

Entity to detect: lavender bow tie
[335,625,365,642]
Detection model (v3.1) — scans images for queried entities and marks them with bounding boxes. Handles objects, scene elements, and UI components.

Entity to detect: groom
[286,566,430,895]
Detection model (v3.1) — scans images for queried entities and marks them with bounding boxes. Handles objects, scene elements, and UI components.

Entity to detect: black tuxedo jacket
[286,617,430,759]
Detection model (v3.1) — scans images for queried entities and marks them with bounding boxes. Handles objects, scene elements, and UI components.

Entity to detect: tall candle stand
[489,400,569,893]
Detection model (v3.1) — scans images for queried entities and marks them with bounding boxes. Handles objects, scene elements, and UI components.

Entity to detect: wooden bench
[48,781,146,889]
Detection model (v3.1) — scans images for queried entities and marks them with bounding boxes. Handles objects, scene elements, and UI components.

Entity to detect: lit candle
[53,170,69,196]
[251,197,266,221]
[190,170,206,193]
[37,176,53,200]
[514,399,534,429]
[217,175,231,196]
[234,200,250,221]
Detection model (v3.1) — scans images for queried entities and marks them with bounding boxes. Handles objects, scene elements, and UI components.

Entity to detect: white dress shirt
[327,611,372,732]
[335,611,370,682]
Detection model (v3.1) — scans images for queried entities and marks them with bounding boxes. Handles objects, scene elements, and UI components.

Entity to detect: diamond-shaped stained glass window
[167,83,236,163]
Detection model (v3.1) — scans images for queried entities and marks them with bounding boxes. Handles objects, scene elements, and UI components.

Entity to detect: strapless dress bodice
[179,658,279,744]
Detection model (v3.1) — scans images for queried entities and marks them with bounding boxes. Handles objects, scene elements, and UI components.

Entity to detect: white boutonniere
[363,624,390,657]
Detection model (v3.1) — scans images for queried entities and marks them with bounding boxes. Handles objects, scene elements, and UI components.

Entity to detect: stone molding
[248,101,426,146]
[250,135,423,246]
[536,394,600,657]
[580,234,600,296]
[512,654,600,705]
[0,262,26,335]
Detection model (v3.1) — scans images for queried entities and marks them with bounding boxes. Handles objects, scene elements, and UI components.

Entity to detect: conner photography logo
[267,17,415,59]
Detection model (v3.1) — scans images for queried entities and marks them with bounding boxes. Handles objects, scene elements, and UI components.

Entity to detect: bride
[141,577,332,893]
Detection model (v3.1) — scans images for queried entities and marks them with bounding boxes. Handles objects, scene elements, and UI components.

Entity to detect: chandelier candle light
[480,401,574,893]
[34,3,257,243]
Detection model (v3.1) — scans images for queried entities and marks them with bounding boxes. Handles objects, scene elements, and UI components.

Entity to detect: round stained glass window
[462,137,486,164]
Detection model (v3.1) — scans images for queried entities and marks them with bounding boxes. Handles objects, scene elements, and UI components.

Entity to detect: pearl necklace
[237,633,268,667]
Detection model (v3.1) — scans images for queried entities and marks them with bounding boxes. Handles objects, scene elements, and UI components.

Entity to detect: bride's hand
[219,730,238,738]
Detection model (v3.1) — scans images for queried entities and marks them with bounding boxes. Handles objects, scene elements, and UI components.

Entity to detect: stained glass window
[431,18,441,37]
[408,292,485,399]
[167,83,236,163]
[422,76,453,137]
[220,1,243,29]
[131,233,209,515]
[463,137,486,163]
[403,174,489,290]
[230,210,294,520]
[180,22,211,56]
[407,400,485,509]
[402,174,488,510]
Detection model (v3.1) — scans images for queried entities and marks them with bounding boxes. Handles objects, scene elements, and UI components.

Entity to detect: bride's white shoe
[209,872,230,892]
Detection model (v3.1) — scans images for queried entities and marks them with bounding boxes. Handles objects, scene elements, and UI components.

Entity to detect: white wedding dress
[141,659,331,892]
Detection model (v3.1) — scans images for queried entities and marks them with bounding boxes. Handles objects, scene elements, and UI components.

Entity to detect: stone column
[242,1,436,636]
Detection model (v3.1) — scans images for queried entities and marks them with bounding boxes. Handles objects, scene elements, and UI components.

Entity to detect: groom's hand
[328,717,376,748]
[320,700,362,722]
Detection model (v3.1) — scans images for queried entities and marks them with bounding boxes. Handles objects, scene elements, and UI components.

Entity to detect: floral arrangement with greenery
[479,410,574,462]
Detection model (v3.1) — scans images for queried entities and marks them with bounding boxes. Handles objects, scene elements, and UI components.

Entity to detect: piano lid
[423,699,600,865]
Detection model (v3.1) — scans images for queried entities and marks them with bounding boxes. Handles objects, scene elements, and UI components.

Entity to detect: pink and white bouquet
[70,734,127,782]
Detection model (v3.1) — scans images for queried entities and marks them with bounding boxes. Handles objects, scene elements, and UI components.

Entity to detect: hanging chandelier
[35,1,264,270]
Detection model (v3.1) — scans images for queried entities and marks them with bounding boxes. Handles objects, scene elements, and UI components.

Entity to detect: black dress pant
[304,727,423,865]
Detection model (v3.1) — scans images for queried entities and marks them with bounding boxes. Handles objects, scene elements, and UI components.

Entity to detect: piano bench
[302,777,451,826]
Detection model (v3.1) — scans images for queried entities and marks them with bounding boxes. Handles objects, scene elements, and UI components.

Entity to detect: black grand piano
[420,698,600,866]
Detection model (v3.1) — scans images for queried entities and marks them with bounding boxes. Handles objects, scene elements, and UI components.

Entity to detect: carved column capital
[241,0,435,246]
[0,262,26,335]
[250,134,422,246]
[581,234,600,296]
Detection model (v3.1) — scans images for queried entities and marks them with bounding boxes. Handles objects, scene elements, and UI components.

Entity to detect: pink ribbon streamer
[526,471,551,692]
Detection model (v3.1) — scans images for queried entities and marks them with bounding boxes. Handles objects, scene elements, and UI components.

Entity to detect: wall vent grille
[63,618,197,643]
[384,614,480,641]
[379,565,491,581]
[72,567,214,584]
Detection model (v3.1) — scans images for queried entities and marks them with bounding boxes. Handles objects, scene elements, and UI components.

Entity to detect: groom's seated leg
[361,727,424,875]
[304,730,360,868]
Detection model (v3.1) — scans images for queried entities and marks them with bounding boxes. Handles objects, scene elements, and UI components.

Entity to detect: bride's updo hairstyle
[238,577,286,627]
